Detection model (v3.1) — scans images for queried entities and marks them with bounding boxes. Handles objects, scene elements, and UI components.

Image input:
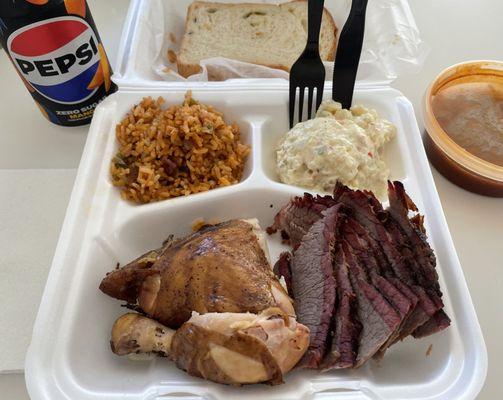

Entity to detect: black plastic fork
[289,0,326,128]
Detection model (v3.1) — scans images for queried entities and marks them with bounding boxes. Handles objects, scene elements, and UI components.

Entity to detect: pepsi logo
[7,16,101,104]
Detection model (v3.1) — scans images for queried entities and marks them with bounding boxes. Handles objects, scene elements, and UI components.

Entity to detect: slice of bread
[177,1,338,78]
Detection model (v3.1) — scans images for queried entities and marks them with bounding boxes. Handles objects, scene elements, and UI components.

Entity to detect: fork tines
[289,79,325,128]
[288,0,326,128]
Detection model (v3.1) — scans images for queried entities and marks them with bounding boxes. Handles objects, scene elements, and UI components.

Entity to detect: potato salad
[276,100,396,198]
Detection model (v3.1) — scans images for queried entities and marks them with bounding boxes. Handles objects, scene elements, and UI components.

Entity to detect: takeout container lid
[112,0,429,87]
[422,60,503,197]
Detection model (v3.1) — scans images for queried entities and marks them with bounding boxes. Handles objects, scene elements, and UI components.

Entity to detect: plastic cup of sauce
[423,60,503,197]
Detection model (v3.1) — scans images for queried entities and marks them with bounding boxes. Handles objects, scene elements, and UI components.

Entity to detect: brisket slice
[341,219,413,357]
[385,277,428,344]
[343,220,413,319]
[273,252,293,296]
[333,183,445,342]
[342,242,401,367]
[343,216,392,279]
[385,216,444,310]
[390,285,438,344]
[382,215,445,340]
[343,217,434,351]
[267,193,336,249]
[387,181,450,336]
[370,274,412,358]
[291,205,342,368]
[320,245,361,370]
[387,181,440,294]
[412,309,451,338]
[333,184,416,284]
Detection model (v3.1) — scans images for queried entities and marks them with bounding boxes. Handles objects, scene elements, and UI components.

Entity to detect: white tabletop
[0,0,501,398]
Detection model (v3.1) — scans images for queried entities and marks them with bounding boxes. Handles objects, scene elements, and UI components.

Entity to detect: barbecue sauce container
[423,60,503,197]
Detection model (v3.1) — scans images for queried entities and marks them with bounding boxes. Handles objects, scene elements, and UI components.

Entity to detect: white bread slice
[177,1,338,78]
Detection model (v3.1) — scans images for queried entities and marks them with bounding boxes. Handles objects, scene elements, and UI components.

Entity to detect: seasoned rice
[110,92,250,204]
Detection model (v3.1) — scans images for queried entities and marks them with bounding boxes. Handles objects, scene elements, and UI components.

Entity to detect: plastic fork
[289,0,326,128]
[332,0,368,109]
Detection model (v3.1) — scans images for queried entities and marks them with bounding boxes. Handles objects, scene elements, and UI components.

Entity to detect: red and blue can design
[0,0,117,126]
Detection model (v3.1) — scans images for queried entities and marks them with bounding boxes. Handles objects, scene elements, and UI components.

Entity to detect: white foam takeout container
[25,85,487,400]
[113,0,429,86]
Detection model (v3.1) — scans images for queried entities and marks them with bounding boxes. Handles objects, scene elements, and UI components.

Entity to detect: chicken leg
[111,308,309,385]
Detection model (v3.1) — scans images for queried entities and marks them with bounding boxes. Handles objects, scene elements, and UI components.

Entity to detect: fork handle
[307,0,325,46]
[332,0,368,108]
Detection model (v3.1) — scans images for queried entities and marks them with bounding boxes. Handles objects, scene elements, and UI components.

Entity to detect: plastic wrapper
[117,0,429,85]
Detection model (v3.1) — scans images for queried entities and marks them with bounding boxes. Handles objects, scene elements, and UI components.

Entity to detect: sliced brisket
[267,193,336,249]
[387,181,450,336]
[321,246,361,370]
[270,182,450,370]
[381,215,444,340]
[385,277,428,344]
[412,309,451,338]
[343,220,413,319]
[389,285,438,344]
[385,215,443,307]
[333,184,416,284]
[342,242,401,367]
[273,252,293,296]
[343,219,412,330]
[291,205,342,368]
[387,181,440,294]
[334,183,446,342]
[342,218,426,356]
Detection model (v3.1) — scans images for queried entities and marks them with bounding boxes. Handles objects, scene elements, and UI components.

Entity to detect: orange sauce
[431,81,503,166]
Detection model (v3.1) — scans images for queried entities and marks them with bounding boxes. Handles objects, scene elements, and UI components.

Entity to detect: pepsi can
[0,0,118,126]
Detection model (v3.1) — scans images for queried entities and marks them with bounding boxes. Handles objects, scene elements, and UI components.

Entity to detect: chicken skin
[100,219,294,328]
